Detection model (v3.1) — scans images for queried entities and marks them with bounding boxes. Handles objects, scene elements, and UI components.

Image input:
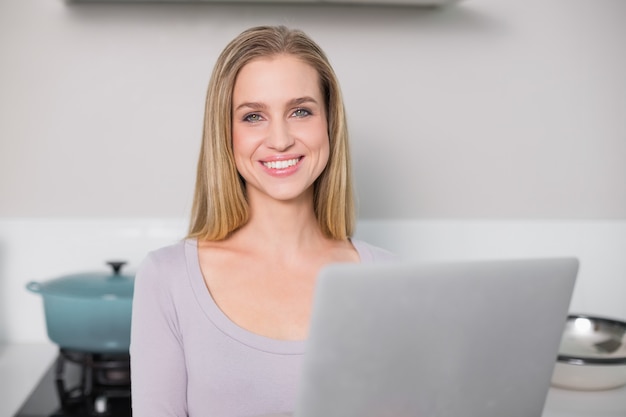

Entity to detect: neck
[232,188,326,256]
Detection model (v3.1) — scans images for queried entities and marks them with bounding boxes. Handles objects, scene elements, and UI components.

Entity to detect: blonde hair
[187,25,355,241]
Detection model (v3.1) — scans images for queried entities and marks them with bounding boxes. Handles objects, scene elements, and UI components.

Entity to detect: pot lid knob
[107,261,127,275]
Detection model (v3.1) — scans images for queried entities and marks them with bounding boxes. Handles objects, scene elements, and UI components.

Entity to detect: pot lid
[27,261,134,299]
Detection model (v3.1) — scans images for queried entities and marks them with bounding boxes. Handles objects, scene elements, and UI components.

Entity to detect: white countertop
[0,343,58,417]
[1,343,625,417]
[543,383,626,417]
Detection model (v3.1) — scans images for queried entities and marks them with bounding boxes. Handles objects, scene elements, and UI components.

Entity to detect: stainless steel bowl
[551,314,626,391]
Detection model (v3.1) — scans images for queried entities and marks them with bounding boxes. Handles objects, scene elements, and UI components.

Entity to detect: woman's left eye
[292,108,311,118]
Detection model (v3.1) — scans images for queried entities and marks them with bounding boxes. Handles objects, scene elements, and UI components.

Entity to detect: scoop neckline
[184,238,307,355]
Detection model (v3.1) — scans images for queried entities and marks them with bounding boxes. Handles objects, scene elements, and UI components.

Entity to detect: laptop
[290,257,579,417]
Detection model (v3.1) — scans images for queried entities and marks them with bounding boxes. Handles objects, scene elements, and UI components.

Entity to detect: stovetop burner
[15,349,132,417]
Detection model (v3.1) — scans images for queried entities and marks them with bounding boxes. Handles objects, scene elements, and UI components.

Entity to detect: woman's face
[231,54,329,204]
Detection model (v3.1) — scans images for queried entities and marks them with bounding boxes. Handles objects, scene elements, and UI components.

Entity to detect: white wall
[1,0,625,218]
[1,0,625,344]
[1,218,625,344]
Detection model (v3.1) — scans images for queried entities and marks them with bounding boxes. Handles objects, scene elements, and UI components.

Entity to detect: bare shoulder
[351,239,397,263]
[326,238,360,263]
[196,238,247,270]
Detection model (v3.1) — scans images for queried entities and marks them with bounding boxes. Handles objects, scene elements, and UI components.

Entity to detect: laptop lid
[294,257,579,417]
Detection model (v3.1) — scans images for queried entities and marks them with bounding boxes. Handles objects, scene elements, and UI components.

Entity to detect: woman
[130,25,394,417]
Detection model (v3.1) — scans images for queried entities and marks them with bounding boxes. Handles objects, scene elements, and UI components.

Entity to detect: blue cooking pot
[27,261,134,354]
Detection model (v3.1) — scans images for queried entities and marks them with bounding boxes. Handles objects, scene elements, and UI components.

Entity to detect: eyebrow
[234,96,319,112]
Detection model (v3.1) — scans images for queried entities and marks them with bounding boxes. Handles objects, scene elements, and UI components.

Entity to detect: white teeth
[263,158,299,169]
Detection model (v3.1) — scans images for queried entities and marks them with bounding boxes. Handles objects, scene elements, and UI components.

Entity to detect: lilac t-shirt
[130,238,395,417]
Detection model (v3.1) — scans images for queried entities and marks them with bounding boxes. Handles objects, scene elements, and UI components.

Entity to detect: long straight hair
[187,25,355,241]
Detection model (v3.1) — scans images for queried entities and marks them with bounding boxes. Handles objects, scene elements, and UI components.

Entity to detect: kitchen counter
[543,383,626,417]
[1,343,625,417]
[0,343,58,417]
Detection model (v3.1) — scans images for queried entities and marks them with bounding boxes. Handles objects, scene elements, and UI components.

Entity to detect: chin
[265,185,314,203]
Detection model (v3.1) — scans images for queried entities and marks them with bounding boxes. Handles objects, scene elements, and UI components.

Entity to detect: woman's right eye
[243,113,262,123]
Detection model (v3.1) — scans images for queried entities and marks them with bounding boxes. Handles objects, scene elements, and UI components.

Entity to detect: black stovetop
[14,350,131,417]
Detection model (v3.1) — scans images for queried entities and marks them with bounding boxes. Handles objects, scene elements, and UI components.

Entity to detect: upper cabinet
[65,0,462,6]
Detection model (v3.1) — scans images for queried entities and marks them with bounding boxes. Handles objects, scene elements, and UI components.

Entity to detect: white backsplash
[1,218,625,343]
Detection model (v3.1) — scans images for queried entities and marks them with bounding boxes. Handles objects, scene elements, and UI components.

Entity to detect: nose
[265,120,294,152]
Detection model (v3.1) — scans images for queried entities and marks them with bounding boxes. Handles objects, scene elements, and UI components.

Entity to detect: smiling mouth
[262,157,301,169]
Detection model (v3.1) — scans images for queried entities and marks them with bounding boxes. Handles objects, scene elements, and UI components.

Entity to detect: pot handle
[26,281,42,293]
